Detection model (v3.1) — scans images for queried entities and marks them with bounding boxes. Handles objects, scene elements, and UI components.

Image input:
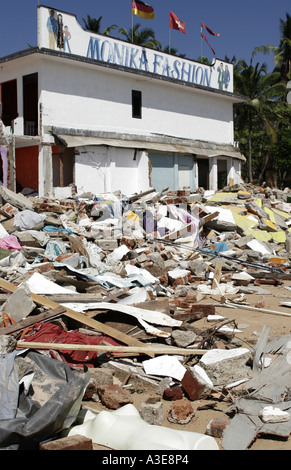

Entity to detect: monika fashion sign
[38,6,233,93]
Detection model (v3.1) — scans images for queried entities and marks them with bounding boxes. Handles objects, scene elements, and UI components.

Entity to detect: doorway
[198,159,209,189]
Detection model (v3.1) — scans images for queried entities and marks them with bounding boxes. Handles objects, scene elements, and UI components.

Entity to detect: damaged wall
[75,146,150,195]
[39,57,235,146]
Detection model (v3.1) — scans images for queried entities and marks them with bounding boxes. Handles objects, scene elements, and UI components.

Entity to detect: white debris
[259,406,291,423]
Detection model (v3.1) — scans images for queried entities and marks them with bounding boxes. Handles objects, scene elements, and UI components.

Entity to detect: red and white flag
[201,22,220,37]
[201,32,216,55]
[170,11,186,34]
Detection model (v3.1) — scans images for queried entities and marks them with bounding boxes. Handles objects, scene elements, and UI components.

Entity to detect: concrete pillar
[38,144,53,197]
[209,156,217,191]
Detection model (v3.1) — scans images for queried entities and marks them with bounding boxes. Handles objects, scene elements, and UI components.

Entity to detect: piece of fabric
[132,1,155,19]
[23,322,122,367]
[201,32,216,55]
[201,21,220,36]
[0,235,21,251]
[169,11,186,33]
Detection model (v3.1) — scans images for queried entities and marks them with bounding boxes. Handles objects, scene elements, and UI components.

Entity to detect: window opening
[1,79,18,127]
[132,90,142,119]
[23,73,38,136]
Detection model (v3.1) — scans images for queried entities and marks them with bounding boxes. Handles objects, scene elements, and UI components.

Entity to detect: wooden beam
[0,279,154,355]
[200,211,219,226]
[17,341,207,356]
[0,306,65,336]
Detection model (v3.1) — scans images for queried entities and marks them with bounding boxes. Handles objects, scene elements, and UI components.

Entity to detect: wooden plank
[163,222,196,241]
[44,293,103,303]
[0,306,66,336]
[16,341,207,356]
[200,211,219,226]
[212,261,222,289]
[0,279,153,355]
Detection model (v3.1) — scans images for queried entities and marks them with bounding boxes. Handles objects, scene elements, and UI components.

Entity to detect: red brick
[167,398,195,424]
[206,418,231,438]
[40,434,93,450]
[97,384,133,409]
[163,385,184,401]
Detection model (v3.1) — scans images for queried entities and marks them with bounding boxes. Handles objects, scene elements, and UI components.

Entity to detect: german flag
[132,1,155,20]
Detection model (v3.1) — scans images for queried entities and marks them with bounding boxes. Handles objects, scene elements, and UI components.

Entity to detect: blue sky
[1,0,290,71]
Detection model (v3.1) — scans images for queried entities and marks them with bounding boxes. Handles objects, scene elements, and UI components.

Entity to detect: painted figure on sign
[217,62,225,90]
[63,25,71,53]
[224,65,230,89]
[47,9,58,49]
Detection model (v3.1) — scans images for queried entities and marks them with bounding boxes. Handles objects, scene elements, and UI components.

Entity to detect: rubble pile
[0,182,291,450]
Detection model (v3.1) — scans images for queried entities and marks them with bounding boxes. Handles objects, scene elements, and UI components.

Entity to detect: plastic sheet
[0,350,89,450]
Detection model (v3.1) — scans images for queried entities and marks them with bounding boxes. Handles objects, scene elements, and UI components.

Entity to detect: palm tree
[83,15,117,36]
[158,45,186,58]
[252,13,291,82]
[234,59,286,182]
[119,23,161,49]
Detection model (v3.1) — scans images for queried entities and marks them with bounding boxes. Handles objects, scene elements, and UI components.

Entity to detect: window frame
[132,90,142,119]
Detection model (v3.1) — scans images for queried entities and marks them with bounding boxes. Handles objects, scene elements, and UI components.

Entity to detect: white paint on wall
[75,146,150,195]
[39,58,234,146]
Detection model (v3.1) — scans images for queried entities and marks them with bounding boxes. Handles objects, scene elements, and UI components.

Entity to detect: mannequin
[65,404,219,450]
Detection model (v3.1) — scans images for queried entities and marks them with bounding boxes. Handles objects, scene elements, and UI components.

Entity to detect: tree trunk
[258,119,280,183]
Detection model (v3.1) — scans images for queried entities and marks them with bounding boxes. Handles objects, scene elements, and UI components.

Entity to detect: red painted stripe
[132,1,154,13]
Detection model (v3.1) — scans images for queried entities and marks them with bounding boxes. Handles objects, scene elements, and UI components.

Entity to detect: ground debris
[0,183,290,449]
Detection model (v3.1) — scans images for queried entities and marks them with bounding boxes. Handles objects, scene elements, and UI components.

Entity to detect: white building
[0,5,245,198]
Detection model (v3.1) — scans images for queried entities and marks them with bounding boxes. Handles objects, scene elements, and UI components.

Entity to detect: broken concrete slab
[0,186,34,211]
[0,283,36,323]
[199,348,252,386]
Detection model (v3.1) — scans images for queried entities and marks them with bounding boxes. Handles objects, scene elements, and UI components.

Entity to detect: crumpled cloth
[23,322,122,367]
[0,235,21,251]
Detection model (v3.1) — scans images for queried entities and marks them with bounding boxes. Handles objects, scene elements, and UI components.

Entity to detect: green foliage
[234,12,291,186]
[119,23,161,49]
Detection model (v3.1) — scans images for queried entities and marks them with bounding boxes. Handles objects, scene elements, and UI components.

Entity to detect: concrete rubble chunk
[171,329,197,348]
[97,384,133,409]
[0,334,17,353]
[1,283,36,323]
[199,348,253,386]
[140,397,163,425]
[0,186,34,211]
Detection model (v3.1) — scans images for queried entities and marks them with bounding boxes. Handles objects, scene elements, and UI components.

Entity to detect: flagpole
[131,1,133,43]
[169,27,171,51]
[201,24,203,58]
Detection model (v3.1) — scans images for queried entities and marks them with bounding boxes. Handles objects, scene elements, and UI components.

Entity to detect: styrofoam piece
[200,348,250,366]
[25,272,78,294]
[142,355,186,381]
[67,404,219,450]
[247,238,271,255]
[259,406,290,423]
